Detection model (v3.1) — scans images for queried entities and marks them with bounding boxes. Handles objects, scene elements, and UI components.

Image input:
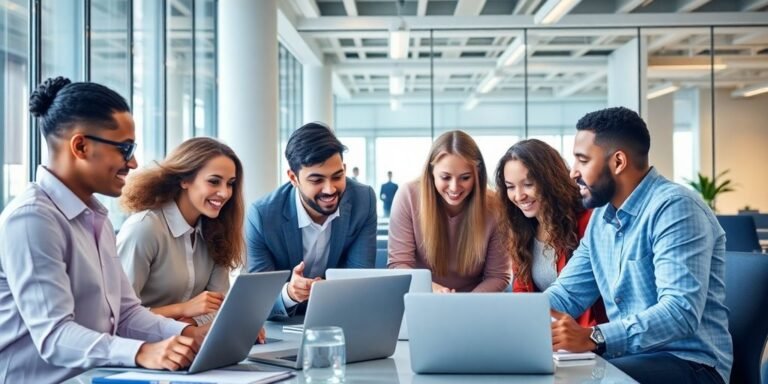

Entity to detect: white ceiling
[280,0,768,105]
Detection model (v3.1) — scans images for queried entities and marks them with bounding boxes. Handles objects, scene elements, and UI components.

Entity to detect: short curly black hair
[576,106,650,169]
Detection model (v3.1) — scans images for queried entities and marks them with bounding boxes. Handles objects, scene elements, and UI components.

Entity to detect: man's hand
[431,282,456,293]
[181,323,211,348]
[180,291,224,318]
[256,327,267,344]
[287,262,322,303]
[550,309,596,353]
[135,335,198,371]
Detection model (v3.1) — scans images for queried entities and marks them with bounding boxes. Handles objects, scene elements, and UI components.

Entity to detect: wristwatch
[589,326,606,354]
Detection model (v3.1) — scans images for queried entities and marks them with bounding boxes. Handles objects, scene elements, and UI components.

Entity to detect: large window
[1,0,29,210]
[278,43,303,182]
[3,0,218,226]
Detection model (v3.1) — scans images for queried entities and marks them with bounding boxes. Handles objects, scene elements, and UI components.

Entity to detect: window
[1,0,29,210]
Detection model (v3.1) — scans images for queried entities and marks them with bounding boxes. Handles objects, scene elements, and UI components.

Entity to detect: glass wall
[1,0,29,210]
[2,0,218,225]
[329,24,766,216]
[278,43,303,182]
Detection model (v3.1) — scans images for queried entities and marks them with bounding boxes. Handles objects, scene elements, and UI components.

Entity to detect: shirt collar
[601,167,659,225]
[36,165,107,220]
[162,201,199,238]
[295,188,340,230]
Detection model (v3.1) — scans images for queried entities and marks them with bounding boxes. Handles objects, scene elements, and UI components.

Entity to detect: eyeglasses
[84,135,137,161]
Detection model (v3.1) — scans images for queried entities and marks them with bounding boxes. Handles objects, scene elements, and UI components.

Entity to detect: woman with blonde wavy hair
[387,130,510,292]
[117,137,244,325]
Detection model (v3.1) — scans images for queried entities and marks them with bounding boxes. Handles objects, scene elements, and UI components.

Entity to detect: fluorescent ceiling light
[648,57,728,72]
[389,72,405,95]
[497,38,526,67]
[534,0,582,25]
[477,72,503,94]
[463,95,480,110]
[390,98,402,111]
[731,82,768,98]
[647,82,679,99]
[389,29,410,60]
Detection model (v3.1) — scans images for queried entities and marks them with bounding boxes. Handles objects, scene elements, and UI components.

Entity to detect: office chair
[717,215,761,252]
[725,251,768,384]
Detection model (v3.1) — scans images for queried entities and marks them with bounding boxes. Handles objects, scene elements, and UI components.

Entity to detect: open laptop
[178,270,289,373]
[405,292,554,374]
[248,274,411,369]
[325,268,431,340]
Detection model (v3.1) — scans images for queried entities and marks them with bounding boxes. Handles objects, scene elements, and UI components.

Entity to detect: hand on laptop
[431,282,456,293]
[287,262,322,302]
[135,334,199,371]
[550,309,595,353]
[180,290,224,318]
[256,327,267,344]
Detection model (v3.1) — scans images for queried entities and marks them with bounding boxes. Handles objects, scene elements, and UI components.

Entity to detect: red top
[512,209,607,327]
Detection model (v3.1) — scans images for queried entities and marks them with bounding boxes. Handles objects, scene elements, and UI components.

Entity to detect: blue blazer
[246,178,377,320]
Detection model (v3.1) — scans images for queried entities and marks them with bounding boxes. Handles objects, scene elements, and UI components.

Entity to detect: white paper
[107,369,289,383]
[552,351,596,361]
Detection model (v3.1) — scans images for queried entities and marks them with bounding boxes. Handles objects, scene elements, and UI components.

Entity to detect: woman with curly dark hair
[117,137,245,325]
[495,139,605,326]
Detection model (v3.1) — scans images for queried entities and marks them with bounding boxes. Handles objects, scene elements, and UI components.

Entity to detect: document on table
[96,369,294,384]
[552,351,596,361]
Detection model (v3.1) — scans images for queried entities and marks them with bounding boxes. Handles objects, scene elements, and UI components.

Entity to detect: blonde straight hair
[419,130,488,277]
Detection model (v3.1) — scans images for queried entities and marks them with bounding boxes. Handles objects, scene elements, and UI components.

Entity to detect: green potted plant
[685,170,735,212]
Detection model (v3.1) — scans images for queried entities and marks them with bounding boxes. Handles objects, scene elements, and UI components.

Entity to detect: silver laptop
[326,268,431,340]
[405,293,554,374]
[184,270,289,373]
[248,275,411,369]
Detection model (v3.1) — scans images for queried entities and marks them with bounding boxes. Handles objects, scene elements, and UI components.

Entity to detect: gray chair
[717,215,761,252]
[725,251,768,384]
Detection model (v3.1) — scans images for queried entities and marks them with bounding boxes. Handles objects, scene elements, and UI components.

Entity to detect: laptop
[405,292,554,374]
[248,275,411,369]
[325,268,431,340]
[181,270,289,373]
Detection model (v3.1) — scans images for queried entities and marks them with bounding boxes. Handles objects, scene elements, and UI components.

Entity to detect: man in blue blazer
[246,122,377,320]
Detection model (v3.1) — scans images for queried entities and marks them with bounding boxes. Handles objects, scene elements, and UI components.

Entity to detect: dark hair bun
[29,76,71,117]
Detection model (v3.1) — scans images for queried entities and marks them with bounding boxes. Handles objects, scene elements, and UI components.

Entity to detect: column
[303,64,334,127]
[607,37,648,119]
[218,0,279,203]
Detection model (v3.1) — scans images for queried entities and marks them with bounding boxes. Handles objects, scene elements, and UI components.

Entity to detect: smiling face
[571,130,616,209]
[432,153,475,215]
[503,159,540,219]
[74,111,138,198]
[178,155,237,223]
[289,153,346,222]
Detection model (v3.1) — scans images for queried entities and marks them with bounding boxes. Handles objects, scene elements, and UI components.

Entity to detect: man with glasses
[0,77,208,383]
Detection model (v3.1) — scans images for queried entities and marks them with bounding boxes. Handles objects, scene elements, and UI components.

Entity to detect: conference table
[66,320,638,383]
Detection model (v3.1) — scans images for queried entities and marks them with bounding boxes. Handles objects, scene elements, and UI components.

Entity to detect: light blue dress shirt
[545,168,733,382]
[0,166,187,383]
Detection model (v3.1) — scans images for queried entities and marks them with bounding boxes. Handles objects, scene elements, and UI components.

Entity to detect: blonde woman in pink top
[387,130,511,292]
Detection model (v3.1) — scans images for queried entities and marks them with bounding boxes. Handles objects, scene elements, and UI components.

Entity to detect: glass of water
[302,326,346,383]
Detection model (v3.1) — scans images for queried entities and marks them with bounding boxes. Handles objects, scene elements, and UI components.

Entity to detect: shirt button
[617,231,622,237]
[615,297,622,304]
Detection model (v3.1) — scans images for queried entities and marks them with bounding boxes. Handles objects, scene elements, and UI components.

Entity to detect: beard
[298,188,343,216]
[576,165,616,209]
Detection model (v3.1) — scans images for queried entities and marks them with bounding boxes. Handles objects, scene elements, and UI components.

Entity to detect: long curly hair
[120,137,245,269]
[419,130,489,277]
[494,139,584,287]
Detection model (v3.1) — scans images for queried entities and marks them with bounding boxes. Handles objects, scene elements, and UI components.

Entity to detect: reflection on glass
[165,0,193,152]
[41,0,83,80]
[1,0,30,209]
[133,0,165,167]
[278,44,303,182]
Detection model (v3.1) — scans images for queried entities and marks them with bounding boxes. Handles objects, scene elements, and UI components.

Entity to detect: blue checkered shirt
[546,168,733,382]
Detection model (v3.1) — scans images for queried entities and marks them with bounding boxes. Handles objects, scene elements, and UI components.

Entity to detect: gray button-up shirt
[0,166,186,383]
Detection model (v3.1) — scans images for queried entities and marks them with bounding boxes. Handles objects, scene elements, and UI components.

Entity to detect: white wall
[705,89,768,213]
[607,37,648,118]
[647,92,675,179]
